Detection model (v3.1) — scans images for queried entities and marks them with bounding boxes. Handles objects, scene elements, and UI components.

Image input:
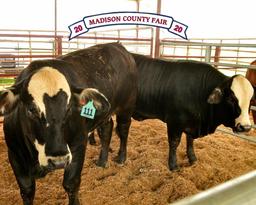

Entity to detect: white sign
[69,12,188,40]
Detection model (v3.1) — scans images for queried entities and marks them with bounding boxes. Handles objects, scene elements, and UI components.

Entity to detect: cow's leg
[167,123,182,171]
[8,150,35,205]
[63,140,86,205]
[186,134,197,164]
[88,131,96,145]
[96,118,113,167]
[115,115,131,164]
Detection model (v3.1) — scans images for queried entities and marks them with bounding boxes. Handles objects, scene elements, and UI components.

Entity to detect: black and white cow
[132,54,253,170]
[90,53,254,171]
[0,43,137,205]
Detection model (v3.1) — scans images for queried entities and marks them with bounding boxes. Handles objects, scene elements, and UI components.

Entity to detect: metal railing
[170,170,256,205]
[0,27,154,73]
[160,38,256,76]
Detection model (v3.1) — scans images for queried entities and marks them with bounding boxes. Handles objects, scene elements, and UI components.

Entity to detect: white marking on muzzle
[34,140,72,167]
[231,75,254,127]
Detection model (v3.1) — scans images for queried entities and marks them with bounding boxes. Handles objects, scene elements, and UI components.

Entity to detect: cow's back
[132,54,227,122]
[58,43,137,112]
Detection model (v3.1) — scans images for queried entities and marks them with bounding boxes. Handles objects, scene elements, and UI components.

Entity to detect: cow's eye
[226,94,241,117]
[27,106,38,117]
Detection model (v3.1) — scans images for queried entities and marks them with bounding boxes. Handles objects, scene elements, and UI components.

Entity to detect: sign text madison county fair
[69,12,188,40]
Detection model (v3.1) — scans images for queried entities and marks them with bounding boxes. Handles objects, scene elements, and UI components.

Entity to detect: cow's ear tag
[80,100,96,119]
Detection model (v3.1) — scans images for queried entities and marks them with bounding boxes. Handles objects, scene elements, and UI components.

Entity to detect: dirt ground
[0,119,256,205]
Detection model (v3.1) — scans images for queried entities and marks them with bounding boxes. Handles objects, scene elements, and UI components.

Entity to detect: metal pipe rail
[163,37,256,41]
[161,40,256,48]
[170,170,256,205]
[217,128,256,143]
[160,38,256,74]
[211,62,256,69]
[161,59,256,70]
[0,33,152,42]
[0,28,154,69]
[250,105,256,111]
[161,55,256,59]
[0,27,152,34]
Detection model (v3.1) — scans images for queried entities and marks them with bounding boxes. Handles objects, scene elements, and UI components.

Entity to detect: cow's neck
[195,72,228,136]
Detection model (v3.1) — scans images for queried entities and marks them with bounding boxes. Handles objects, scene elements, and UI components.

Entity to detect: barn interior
[0,0,256,204]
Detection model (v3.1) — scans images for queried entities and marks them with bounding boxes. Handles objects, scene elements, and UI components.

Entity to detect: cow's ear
[79,88,110,110]
[207,87,223,104]
[0,88,19,115]
[77,88,111,125]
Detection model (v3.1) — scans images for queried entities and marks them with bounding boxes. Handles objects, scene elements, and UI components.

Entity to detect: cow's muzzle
[233,123,251,133]
[48,154,72,170]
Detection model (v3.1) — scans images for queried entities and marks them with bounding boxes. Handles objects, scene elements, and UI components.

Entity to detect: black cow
[90,53,254,171]
[0,43,137,205]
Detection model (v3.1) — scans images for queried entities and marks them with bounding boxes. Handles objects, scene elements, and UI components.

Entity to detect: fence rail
[0,27,154,70]
[170,170,256,205]
[160,38,256,76]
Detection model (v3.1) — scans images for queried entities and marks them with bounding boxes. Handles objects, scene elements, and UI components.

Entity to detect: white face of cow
[231,75,254,131]
[0,65,111,169]
[28,67,71,116]
[28,67,72,168]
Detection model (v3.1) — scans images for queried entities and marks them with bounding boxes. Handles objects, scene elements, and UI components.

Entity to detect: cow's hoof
[188,157,197,165]
[168,164,180,171]
[114,155,126,164]
[67,195,80,205]
[23,199,34,205]
[96,160,107,168]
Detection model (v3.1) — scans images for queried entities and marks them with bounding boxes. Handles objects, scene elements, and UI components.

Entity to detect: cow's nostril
[234,123,251,132]
[242,125,251,132]
[47,156,70,169]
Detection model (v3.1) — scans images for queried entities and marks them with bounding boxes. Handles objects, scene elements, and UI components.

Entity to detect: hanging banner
[69,11,188,40]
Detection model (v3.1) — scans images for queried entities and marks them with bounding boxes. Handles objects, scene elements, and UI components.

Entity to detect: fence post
[214,46,221,68]
[154,0,161,58]
[28,31,32,63]
[150,28,154,57]
[205,45,212,63]
[55,36,62,57]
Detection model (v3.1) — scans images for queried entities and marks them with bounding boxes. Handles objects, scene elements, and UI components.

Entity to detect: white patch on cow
[34,140,48,166]
[231,75,254,127]
[79,88,109,109]
[27,67,71,116]
[34,139,72,167]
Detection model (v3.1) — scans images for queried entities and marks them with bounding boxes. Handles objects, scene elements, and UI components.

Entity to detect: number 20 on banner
[169,21,187,39]
[69,20,88,39]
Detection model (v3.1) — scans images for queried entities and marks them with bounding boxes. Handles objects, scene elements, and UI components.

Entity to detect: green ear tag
[80,100,96,119]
